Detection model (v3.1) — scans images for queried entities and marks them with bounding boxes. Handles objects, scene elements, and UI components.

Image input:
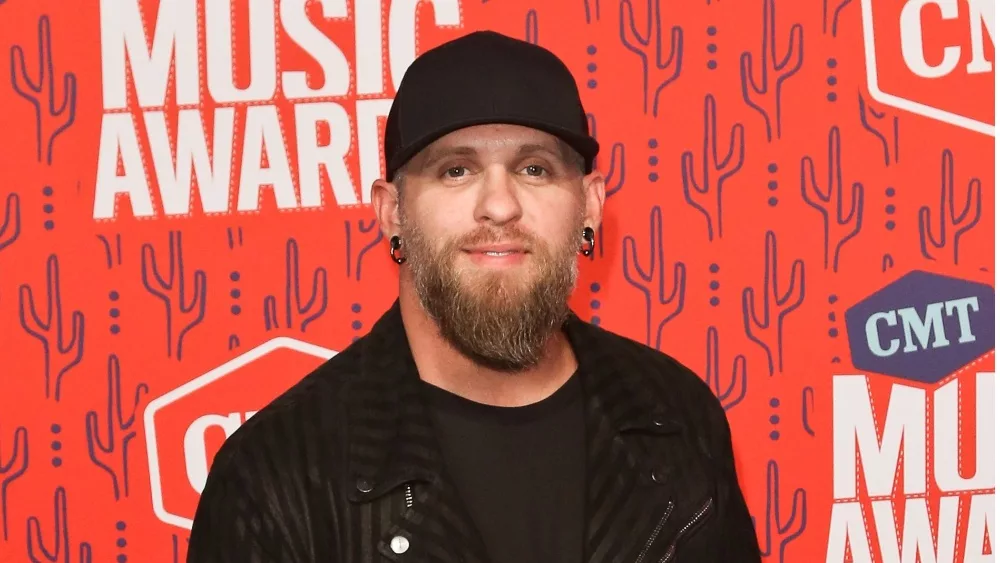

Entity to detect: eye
[523,164,547,177]
[444,166,468,178]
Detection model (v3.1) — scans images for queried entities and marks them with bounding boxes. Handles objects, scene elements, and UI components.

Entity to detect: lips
[462,245,528,255]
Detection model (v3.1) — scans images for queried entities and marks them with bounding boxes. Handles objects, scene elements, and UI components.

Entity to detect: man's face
[391,124,604,371]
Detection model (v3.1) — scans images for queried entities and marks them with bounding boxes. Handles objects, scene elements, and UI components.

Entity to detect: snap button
[651,466,671,484]
[390,535,409,554]
[356,478,373,493]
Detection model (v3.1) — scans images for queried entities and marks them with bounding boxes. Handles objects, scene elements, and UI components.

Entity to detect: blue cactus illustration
[740,0,803,141]
[85,354,149,501]
[918,148,982,265]
[623,205,686,350]
[26,487,92,563]
[801,386,815,437]
[619,0,683,117]
[800,126,865,273]
[96,233,123,269]
[742,231,805,376]
[704,326,748,411]
[681,94,745,241]
[141,231,207,360]
[172,534,189,563]
[584,0,604,23]
[857,91,899,167]
[264,238,328,332]
[584,113,626,259]
[757,460,807,563]
[10,14,77,164]
[823,0,854,36]
[0,193,20,253]
[19,254,85,401]
[525,9,539,44]
[0,424,28,541]
[344,219,383,281]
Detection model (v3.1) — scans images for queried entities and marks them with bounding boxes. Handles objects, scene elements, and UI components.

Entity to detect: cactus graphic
[344,219,383,281]
[823,0,853,36]
[740,0,803,142]
[96,233,123,269]
[918,149,982,265]
[26,487,92,563]
[264,238,328,332]
[857,91,899,167]
[758,460,807,563]
[1,424,28,541]
[584,0,604,23]
[704,326,748,411]
[681,94,746,241]
[801,386,815,437]
[0,193,20,253]
[623,206,686,350]
[619,0,683,117]
[85,354,149,501]
[525,9,539,44]
[742,231,805,376]
[585,113,627,259]
[172,534,190,563]
[19,254,85,401]
[10,14,77,165]
[589,112,627,200]
[141,231,207,360]
[800,126,865,273]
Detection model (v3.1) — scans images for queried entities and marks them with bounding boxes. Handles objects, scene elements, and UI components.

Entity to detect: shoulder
[584,322,717,402]
[583,323,734,446]
[205,339,365,485]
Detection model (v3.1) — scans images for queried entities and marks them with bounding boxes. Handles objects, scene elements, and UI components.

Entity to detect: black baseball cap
[383,30,600,180]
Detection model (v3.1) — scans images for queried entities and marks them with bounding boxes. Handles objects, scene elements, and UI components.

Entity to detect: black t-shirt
[420,371,586,563]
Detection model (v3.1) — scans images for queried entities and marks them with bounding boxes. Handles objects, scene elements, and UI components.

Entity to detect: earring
[389,235,406,264]
[581,227,595,257]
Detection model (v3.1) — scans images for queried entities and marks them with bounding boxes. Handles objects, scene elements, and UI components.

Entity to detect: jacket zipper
[404,484,414,508]
[657,497,714,563]
[633,501,674,563]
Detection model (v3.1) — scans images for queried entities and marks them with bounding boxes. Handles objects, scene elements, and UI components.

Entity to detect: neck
[398,276,579,407]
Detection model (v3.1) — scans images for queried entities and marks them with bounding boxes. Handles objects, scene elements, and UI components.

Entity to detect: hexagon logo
[144,337,336,530]
[859,0,994,136]
[844,270,994,383]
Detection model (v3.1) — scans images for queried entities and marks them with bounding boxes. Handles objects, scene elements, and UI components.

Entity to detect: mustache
[450,226,540,250]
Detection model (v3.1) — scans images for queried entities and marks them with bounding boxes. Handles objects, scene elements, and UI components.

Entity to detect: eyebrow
[515,143,562,159]
[417,141,565,171]
[419,146,480,170]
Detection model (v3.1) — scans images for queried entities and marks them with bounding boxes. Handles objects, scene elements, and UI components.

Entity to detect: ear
[581,169,606,232]
[370,178,400,238]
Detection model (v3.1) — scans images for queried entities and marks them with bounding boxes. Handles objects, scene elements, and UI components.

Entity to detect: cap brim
[387,116,600,179]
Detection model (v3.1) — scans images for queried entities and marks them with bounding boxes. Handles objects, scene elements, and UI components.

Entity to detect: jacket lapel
[346,302,492,563]
[566,316,692,563]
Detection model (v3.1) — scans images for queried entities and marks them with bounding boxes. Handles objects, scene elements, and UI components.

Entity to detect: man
[188,30,761,563]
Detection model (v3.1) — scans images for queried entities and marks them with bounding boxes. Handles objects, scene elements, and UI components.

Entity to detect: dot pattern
[51,423,62,467]
[590,282,601,325]
[826,58,838,102]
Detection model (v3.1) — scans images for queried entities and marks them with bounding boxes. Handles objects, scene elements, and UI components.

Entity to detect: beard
[399,212,583,372]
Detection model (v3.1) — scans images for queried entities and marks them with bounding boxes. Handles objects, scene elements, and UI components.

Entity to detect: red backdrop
[0,0,994,561]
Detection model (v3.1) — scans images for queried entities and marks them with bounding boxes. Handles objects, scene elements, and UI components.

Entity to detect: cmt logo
[143,338,336,530]
[860,0,994,135]
[844,271,994,383]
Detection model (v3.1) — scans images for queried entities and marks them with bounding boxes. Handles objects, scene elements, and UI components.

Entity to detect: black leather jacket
[188,301,762,563]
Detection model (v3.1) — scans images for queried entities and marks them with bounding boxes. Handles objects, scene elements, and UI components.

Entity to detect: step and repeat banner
[0,0,994,561]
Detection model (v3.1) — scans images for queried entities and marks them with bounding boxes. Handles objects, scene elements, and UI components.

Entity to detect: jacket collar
[345,299,685,501]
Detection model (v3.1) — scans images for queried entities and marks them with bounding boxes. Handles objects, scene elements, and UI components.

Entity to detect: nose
[473,166,523,226]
